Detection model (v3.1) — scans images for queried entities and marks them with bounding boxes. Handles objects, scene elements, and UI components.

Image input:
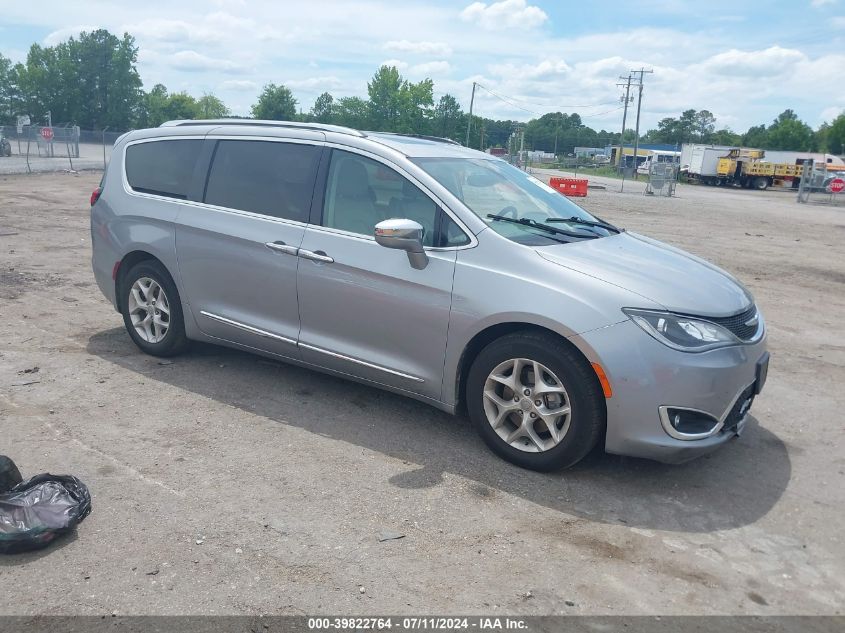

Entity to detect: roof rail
[159,119,367,138]
[370,132,462,146]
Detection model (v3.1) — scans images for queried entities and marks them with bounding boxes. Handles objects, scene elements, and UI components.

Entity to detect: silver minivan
[91,120,769,470]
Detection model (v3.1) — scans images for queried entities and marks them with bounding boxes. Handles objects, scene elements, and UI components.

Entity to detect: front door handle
[265,241,299,256]
[298,249,334,264]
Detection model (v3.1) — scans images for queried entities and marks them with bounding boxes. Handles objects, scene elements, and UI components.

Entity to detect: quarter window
[322,150,468,247]
[204,140,321,222]
[125,139,202,199]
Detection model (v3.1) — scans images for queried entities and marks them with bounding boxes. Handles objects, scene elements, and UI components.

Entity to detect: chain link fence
[0,125,122,175]
[796,159,845,207]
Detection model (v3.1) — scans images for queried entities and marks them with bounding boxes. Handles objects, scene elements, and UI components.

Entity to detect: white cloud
[409,61,451,75]
[43,25,98,46]
[218,79,258,91]
[811,0,836,7]
[285,76,342,90]
[460,0,547,30]
[384,40,452,57]
[833,15,845,26]
[171,50,244,73]
[380,59,409,70]
[820,106,844,121]
[699,46,806,77]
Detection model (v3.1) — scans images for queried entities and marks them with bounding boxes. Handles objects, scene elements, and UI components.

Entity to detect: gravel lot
[1,170,843,616]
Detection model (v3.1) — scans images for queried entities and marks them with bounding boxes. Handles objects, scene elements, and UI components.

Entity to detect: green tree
[742,124,768,148]
[251,83,297,120]
[367,65,403,131]
[397,78,433,134]
[433,94,462,140]
[334,96,370,129]
[694,110,716,142]
[15,29,143,129]
[824,113,845,155]
[196,93,230,119]
[766,109,815,151]
[310,92,334,123]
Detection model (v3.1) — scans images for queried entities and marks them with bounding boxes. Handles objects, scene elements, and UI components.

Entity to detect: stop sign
[829,178,845,194]
[40,127,53,141]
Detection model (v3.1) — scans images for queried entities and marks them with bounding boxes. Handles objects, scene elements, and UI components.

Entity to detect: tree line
[1,28,843,156]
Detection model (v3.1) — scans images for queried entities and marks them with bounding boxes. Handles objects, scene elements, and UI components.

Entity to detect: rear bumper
[570,318,768,464]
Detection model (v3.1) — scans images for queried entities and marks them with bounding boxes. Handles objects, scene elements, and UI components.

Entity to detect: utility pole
[630,68,653,180]
[465,81,476,148]
[616,76,632,169]
[616,74,633,192]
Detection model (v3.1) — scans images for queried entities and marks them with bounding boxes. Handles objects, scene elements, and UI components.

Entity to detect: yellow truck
[715,149,805,190]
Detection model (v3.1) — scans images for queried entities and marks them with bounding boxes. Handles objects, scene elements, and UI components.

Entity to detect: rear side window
[125,139,202,199]
[204,140,321,222]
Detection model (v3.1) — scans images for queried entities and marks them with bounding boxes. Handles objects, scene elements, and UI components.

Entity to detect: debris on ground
[0,456,92,554]
[377,530,405,542]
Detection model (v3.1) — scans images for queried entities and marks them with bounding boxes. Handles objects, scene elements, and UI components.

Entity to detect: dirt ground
[0,170,843,616]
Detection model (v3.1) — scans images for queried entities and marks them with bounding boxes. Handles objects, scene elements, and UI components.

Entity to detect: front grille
[705,304,759,341]
[722,384,755,434]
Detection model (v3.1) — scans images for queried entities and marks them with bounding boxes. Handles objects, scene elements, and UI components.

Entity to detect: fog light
[659,406,722,440]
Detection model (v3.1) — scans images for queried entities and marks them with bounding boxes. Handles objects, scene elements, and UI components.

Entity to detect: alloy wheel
[482,357,572,453]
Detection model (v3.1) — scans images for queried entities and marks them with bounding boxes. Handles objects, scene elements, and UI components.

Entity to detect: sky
[2,0,845,133]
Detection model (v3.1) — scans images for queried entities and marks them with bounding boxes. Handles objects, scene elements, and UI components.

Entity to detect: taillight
[90,187,102,206]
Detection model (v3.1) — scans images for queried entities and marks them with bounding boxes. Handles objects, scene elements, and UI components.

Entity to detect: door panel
[175,138,323,357]
[297,227,456,399]
[176,209,304,357]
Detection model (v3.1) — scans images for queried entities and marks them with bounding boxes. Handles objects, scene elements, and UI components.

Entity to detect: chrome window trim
[298,342,425,383]
[121,135,206,204]
[320,142,478,251]
[199,311,297,345]
[658,380,756,441]
[120,136,476,251]
[121,136,324,228]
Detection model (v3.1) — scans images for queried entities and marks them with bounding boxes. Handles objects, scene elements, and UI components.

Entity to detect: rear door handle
[265,241,299,256]
[298,249,334,263]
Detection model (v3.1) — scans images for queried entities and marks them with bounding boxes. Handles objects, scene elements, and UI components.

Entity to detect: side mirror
[374,218,428,270]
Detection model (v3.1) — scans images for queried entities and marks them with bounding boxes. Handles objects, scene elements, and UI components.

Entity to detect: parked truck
[679,144,734,185]
[680,143,845,191]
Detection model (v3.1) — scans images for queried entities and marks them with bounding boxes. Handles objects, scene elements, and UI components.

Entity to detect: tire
[119,260,189,357]
[466,331,605,471]
[753,177,769,191]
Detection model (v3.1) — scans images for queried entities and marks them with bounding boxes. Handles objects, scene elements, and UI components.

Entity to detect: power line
[474,83,620,119]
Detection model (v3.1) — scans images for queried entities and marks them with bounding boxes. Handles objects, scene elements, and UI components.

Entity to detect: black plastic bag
[0,472,92,554]
[0,455,22,493]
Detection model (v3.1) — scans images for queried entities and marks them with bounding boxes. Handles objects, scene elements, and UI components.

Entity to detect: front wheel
[120,260,189,357]
[466,331,606,471]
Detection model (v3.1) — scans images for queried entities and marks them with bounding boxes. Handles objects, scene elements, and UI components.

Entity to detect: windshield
[412,157,619,245]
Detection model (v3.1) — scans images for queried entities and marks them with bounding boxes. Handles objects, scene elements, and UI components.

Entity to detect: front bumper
[570,318,768,464]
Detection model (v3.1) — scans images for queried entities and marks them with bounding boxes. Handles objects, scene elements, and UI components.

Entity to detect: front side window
[204,140,321,222]
[413,157,619,246]
[322,150,468,247]
[125,139,203,199]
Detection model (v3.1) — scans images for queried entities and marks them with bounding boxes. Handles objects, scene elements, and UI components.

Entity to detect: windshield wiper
[545,216,622,234]
[486,214,597,240]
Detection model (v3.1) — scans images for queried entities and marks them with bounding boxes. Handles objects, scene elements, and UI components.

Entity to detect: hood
[535,232,752,317]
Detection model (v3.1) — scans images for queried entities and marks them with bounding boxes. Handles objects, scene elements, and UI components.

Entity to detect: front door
[296,148,470,401]
[176,137,323,357]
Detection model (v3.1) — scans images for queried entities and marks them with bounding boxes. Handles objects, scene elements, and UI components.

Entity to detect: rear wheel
[753,176,769,190]
[120,260,189,357]
[466,331,605,471]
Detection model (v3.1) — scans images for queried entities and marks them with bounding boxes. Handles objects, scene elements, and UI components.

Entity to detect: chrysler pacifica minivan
[91,120,769,470]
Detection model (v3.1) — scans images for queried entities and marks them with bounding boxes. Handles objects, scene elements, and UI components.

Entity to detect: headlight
[623,308,739,352]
